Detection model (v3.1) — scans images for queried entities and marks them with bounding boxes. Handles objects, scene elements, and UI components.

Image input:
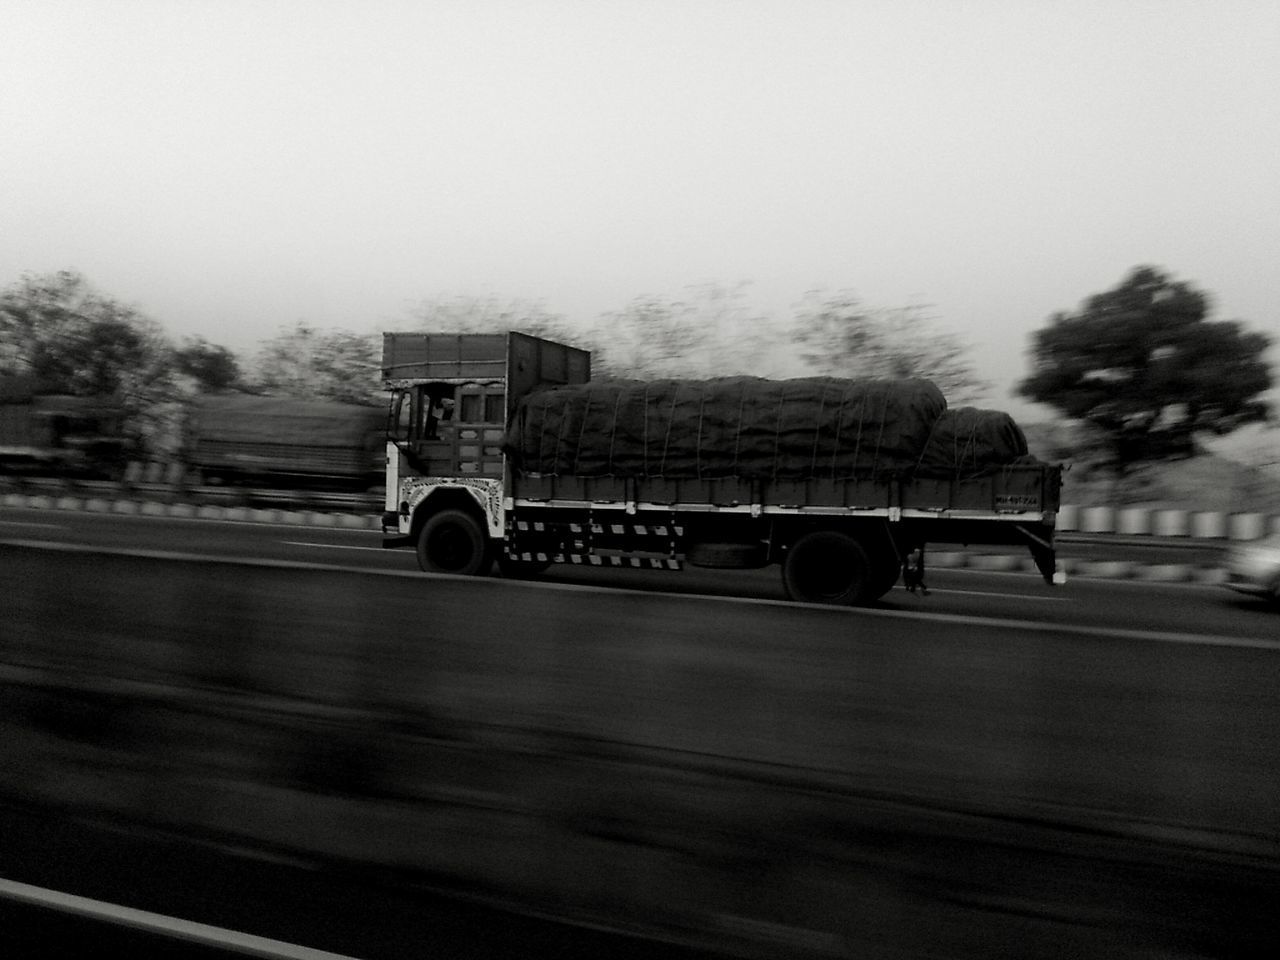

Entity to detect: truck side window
[424,386,456,439]
[460,393,482,423]
[484,392,505,423]
[389,390,413,442]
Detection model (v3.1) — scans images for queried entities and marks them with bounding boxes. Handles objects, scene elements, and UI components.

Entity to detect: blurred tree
[173,337,241,391]
[1018,266,1272,476]
[0,269,174,404]
[590,282,781,379]
[792,291,990,402]
[409,294,581,343]
[251,321,380,404]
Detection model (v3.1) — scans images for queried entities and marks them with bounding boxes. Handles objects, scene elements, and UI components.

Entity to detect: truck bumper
[381,510,412,548]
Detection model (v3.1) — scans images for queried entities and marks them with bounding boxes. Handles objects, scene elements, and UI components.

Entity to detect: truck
[0,374,133,478]
[380,331,1062,605]
[186,393,386,490]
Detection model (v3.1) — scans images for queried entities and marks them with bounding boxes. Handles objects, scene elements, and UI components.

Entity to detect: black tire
[866,554,901,600]
[416,509,492,576]
[781,530,873,605]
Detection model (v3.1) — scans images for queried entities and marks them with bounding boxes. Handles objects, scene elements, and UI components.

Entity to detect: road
[0,802,726,959]
[0,503,1272,641]
[2,505,1278,958]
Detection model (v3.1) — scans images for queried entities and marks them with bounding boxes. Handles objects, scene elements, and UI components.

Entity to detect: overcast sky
[3,0,1278,419]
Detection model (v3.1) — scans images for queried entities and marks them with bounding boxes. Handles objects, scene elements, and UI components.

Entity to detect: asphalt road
[0,504,1272,641]
[0,801,730,960]
[2,507,1278,958]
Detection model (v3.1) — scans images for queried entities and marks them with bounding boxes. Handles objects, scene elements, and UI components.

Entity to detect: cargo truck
[0,375,132,477]
[187,394,386,490]
[380,331,1062,605]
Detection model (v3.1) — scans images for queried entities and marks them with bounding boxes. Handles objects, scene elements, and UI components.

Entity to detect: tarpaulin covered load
[505,377,947,480]
[188,394,386,480]
[191,395,383,447]
[914,407,1031,479]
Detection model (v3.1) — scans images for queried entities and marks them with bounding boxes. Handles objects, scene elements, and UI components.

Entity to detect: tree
[0,269,174,404]
[589,282,782,379]
[1017,266,1272,476]
[251,321,381,404]
[174,337,241,391]
[409,294,580,343]
[791,291,990,402]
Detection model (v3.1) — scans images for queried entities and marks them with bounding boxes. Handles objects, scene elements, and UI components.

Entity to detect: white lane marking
[924,587,1068,602]
[0,876,360,960]
[0,520,67,529]
[281,540,389,552]
[3,537,1274,652]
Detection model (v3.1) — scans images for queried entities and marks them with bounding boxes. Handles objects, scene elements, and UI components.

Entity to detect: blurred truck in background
[380,331,1063,605]
[0,374,133,478]
[185,394,385,490]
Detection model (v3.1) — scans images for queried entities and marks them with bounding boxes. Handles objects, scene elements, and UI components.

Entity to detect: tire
[416,509,492,576]
[781,530,873,605]
[866,554,901,601]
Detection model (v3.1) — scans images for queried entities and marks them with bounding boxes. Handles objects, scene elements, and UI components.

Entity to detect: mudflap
[1029,541,1060,585]
[903,546,929,595]
[1017,523,1065,586]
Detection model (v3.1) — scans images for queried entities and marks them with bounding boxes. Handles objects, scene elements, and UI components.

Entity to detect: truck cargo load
[913,406,1032,479]
[504,376,948,480]
[188,394,385,486]
[0,375,131,476]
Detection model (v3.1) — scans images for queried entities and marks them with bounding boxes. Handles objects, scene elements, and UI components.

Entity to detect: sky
[3,0,1279,423]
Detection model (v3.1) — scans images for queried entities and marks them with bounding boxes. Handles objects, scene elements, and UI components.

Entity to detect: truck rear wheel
[417,509,492,576]
[782,530,873,605]
[866,548,902,600]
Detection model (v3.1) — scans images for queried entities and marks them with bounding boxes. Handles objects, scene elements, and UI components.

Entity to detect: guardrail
[0,473,383,513]
[1056,503,1280,540]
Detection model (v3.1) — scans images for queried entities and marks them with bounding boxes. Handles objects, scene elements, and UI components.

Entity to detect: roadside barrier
[1055,503,1278,539]
[5,462,1278,539]
[8,481,1277,538]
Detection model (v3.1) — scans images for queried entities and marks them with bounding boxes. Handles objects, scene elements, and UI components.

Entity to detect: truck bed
[511,462,1059,518]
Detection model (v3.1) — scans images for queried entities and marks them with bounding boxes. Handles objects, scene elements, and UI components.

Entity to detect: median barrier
[2,545,1278,956]
[1054,503,1078,530]
[1117,507,1151,535]
[1081,505,1116,533]
[3,484,1273,538]
[1230,512,1267,540]
[1192,511,1229,539]
[1154,509,1189,536]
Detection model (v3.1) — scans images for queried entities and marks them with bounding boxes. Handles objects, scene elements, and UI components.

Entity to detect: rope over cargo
[504,376,959,480]
[913,407,1032,480]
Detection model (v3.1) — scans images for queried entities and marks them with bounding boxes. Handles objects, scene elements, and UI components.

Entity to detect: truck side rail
[509,463,1061,522]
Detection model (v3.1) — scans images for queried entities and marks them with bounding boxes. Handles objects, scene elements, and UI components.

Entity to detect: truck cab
[380,332,590,567]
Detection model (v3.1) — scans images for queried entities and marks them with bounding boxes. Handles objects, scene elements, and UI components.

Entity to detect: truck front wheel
[782,531,873,605]
[417,509,492,576]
